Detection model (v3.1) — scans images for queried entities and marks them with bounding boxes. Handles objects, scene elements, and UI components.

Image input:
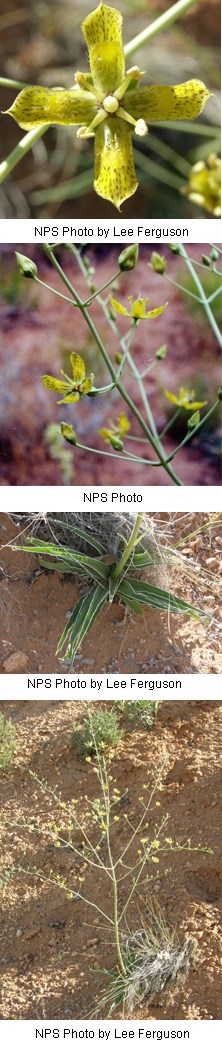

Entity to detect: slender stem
[111,513,144,581]
[207,287,222,304]
[105,801,126,977]
[0,76,31,89]
[83,270,121,306]
[0,125,48,185]
[160,408,181,439]
[210,244,222,256]
[75,442,159,466]
[44,246,183,485]
[35,277,75,306]
[124,0,198,58]
[178,244,222,348]
[164,274,201,302]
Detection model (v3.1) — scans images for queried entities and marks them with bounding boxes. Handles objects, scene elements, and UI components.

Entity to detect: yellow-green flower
[42,352,94,404]
[181,154,221,217]
[100,412,130,449]
[4,3,211,209]
[165,387,208,410]
[110,295,167,320]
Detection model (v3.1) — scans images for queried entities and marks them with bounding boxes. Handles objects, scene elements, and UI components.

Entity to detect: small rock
[2,651,29,673]
[16,929,22,938]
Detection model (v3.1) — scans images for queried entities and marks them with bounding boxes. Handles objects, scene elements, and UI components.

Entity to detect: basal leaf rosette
[4,2,211,209]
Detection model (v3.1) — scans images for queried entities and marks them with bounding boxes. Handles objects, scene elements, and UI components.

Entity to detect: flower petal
[42,376,69,392]
[125,81,210,123]
[82,3,124,93]
[5,86,97,130]
[117,413,130,434]
[81,378,94,394]
[58,392,80,404]
[145,304,168,319]
[109,296,129,316]
[94,117,137,208]
[164,390,180,405]
[71,353,86,383]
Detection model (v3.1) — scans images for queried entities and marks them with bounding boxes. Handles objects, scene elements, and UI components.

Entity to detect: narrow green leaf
[58,583,108,661]
[39,558,85,575]
[131,551,153,567]
[118,577,206,618]
[13,537,109,585]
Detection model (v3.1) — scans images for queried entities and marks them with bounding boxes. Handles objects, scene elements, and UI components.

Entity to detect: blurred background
[0,242,221,487]
[0,0,220,219]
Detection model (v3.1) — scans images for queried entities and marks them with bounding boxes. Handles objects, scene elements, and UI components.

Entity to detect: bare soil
[0,513,222,675]
[0,699,221,1020]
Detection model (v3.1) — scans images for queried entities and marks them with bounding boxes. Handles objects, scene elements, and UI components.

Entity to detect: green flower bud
[210,248,219,261]
[15,252,37,278]
[202,255,211,266]
[150,252,166,274]
[217,385,222,401]
[118,244,139,271]
[156,344,167,360]
[109,434,124,450]
[187,411,200,429]
[60,423,77,445]
[168,244,182,254]
[115,352,123,364]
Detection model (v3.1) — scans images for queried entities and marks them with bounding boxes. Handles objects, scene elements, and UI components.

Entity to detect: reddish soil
[0,513,222,675]
[0,246,221,487]
[0,699,221,1020]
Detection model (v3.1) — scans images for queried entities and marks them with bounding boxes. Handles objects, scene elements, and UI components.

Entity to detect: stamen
[117,106,137,128]
[77,109,106,138]
[75,72,101,99]
[114,67,141,102]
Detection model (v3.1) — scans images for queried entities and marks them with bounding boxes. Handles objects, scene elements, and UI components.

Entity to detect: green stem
[110,513,144,581]
[178,244,222,348]
[44,246,183,485]
[164,273,201,302]
[124,0,197,58]
[83,270,121,306]
[98,760,126,979]
[75,441,160,466]
[207,287,222,304]
[0,76,31,89]
[160,407,181,439]
[0,125,48,185]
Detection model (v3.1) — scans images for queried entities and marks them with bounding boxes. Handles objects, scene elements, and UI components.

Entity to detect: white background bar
[0,1020,221,1049]
[0,674,221,701]
[1,486,221,512]
[0,219,221,242]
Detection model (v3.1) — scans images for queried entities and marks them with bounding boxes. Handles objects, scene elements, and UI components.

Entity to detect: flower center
[103,95,119,114]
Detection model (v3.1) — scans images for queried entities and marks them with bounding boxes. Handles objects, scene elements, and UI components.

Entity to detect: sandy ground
[0,512,222,676]
[0,699,221,1020]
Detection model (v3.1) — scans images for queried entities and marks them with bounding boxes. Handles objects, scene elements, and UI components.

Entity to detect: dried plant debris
[122,929,195,1014]
[9,512,160,562]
